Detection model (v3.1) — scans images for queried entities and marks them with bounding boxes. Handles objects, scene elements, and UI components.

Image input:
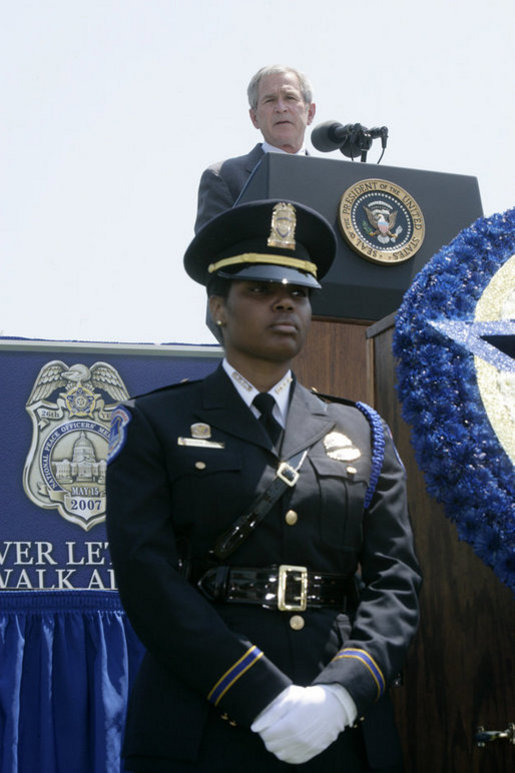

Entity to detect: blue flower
[393,207,515,594]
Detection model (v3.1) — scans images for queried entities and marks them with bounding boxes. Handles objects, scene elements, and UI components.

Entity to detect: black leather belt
[197,564,357,612]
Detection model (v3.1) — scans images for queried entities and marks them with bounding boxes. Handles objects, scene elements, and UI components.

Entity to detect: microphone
[311,121,356,152]
[311,121,388,160]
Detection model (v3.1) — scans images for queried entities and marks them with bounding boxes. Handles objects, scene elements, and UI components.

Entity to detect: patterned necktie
[253,392,282,445]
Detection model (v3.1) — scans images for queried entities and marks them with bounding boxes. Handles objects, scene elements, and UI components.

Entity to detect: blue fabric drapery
[0,591,145,773]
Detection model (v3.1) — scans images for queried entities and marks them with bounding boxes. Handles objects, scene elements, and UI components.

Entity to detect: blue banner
[0,338,222,772]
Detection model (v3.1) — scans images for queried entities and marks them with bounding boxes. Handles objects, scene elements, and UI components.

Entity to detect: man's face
[249,72,316,153]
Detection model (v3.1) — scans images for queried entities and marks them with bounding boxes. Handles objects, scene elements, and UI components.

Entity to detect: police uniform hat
[184,199,336,290]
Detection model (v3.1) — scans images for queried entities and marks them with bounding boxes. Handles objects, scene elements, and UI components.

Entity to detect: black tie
[253,392,282,446]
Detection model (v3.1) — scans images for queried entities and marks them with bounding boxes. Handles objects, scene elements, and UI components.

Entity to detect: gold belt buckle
[277,564,308,611]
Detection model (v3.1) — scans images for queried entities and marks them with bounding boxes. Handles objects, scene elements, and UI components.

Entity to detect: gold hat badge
[267,202,296,250]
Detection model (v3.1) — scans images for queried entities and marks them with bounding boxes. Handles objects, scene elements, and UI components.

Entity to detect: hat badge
[267,202,296,250]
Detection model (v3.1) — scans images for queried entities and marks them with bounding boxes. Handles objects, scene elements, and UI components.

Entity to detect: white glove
[251,684,306,731]
[251,684,357,765]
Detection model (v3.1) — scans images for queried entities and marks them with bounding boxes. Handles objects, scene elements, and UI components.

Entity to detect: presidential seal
[23,361,129,530]
[339,179,425,265]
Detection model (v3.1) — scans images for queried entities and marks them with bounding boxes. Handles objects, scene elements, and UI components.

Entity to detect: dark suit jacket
[194,144,264,233]
[106,366,421,770]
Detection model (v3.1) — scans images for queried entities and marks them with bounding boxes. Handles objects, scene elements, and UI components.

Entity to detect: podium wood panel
[368,317,515,773]
[292,317,371,402]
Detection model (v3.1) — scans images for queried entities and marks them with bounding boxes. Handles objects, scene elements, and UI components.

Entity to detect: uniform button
[289,615,305,631]
[285,509,298,526]
[346,466,357,478]
[220,712,237,726]
[195,461,206,470]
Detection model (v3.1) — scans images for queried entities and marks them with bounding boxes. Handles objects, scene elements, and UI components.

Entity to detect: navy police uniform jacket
[106,365,421,770]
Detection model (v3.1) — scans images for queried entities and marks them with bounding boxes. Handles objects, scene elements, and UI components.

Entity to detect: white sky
[1,0,514,345]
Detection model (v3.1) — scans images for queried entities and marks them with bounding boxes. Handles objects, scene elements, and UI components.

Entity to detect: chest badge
[178,422,225,449]
[191,422,211,439]
[323,431,361,462]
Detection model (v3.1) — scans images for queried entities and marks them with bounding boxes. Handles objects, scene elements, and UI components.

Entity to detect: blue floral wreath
[393,207,515,594]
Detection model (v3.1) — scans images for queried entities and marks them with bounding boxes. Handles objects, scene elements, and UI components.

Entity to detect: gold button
[195,461,206,470]
[289,615,305,631]
[285,509,298,526]
[346,466,357,477]
[220,712,238,726]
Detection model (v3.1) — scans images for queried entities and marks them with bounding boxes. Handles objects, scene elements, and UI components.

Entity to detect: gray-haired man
[194,65,316,234]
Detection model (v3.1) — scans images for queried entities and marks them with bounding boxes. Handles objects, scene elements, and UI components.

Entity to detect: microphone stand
[339,124,373,162]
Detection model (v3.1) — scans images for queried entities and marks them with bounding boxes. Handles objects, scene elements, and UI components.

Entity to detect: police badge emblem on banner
[23,361,129,530]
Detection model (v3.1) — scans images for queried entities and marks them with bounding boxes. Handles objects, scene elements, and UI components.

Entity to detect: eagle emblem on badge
[23,360,129,530]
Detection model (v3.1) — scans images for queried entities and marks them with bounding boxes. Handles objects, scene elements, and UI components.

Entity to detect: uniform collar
[222,358,292,428]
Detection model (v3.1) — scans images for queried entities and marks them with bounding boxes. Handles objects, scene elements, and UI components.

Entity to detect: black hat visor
[216,261,321,289]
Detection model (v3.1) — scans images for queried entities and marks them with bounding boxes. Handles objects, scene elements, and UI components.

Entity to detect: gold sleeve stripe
[207,646,264,707]
[333,648,385,700]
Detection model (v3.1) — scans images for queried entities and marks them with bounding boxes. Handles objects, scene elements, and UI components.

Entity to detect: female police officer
[106,200,421,772]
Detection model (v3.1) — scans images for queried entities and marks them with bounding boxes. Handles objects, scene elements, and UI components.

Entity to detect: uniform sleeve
[106,402,291,726]
[313,425,421,715]
[194,166,235,233]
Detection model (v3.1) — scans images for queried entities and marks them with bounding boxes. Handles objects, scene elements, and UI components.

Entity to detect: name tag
[177,437,225,449]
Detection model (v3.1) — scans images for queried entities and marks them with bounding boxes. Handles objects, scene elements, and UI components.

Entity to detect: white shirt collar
[261,141,307,156]
[222,358,292,428]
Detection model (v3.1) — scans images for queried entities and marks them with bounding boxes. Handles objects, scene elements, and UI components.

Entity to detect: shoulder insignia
[107,406,132,463]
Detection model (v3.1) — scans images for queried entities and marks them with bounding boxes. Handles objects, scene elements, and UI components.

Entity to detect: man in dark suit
[106,199,421,771]
[194,65,316,233]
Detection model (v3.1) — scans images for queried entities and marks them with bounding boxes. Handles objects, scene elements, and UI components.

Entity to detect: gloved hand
[251,683,357,764]
[251,684,306,730]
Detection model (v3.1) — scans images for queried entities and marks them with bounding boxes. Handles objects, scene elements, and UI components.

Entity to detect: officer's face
[210,280,312,367]
[249,72,316,153]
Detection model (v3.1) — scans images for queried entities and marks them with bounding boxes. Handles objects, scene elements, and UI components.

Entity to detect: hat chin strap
[208,252,318,278]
